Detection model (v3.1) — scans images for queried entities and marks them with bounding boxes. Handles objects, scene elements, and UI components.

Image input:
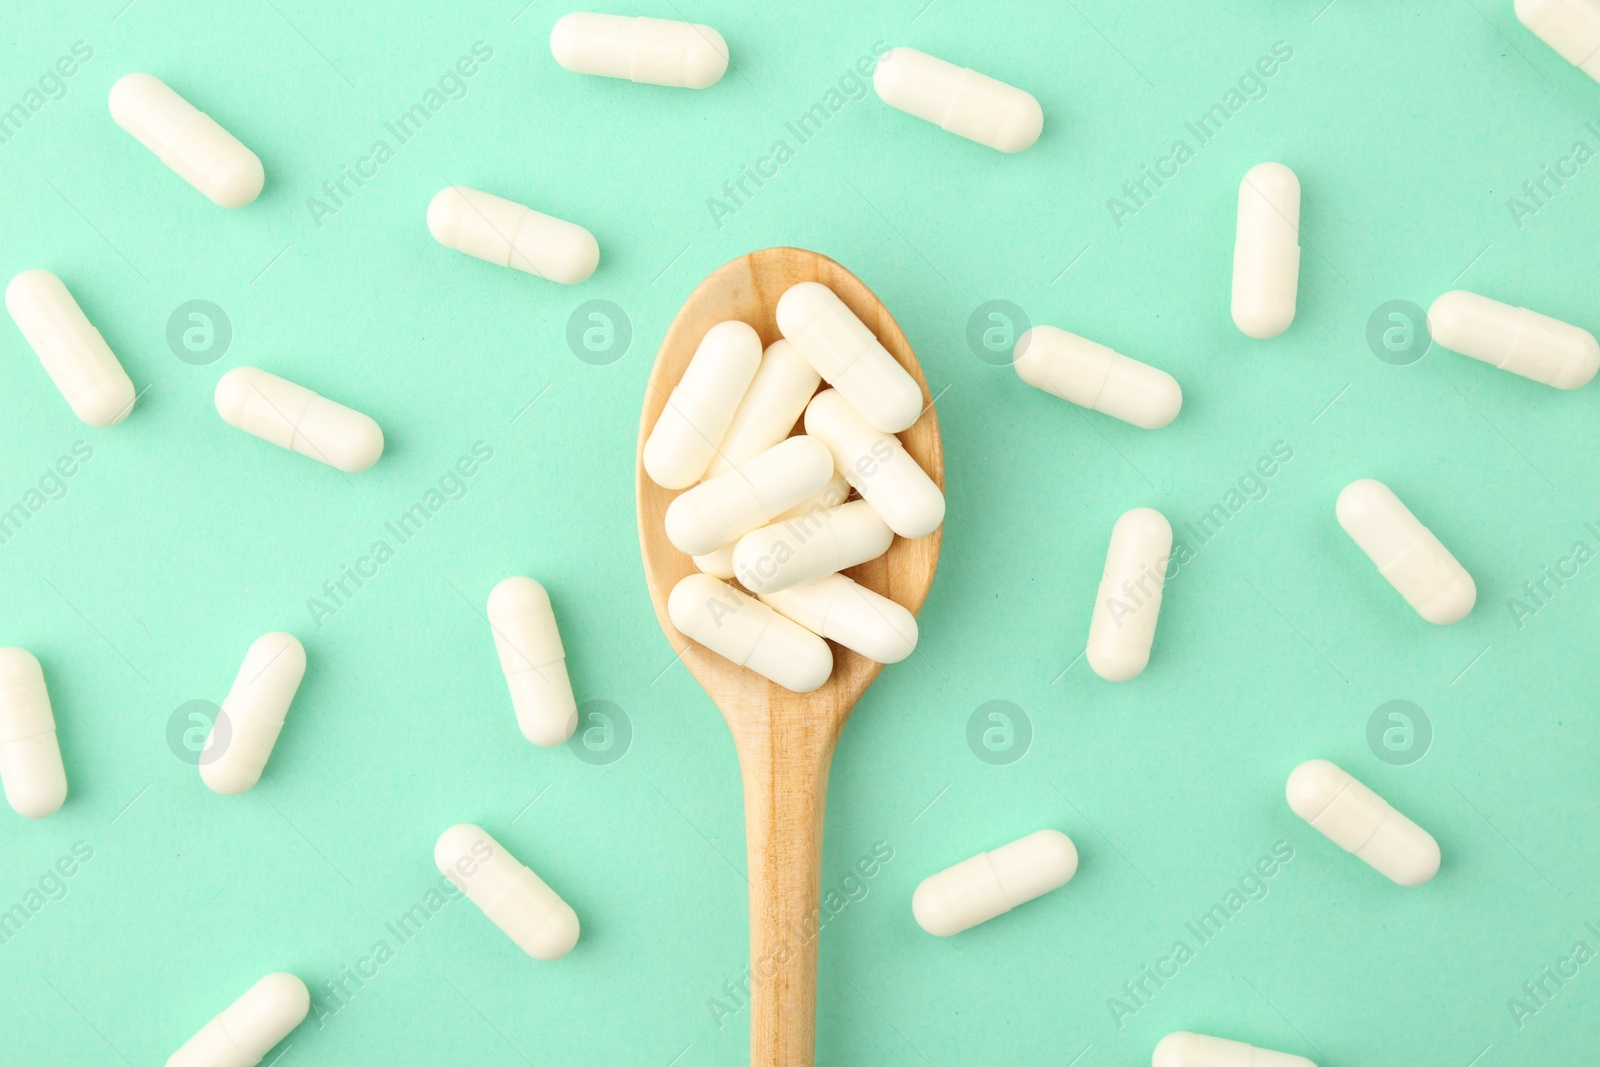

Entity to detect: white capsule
[761,573,917,663]
[785,472,850,514]
[1086,508,1172,682]
[486,578,578,747]
[643,320,763,489]
[1152,1031,1316,1067]
[1426,290,1598,389]
[0,649,66,819]
[704,340,822,477]
[804,389,943,538]
[214,366,384,473]
[664,435,834,556]
[108,73,263,208]
[1336,479,1475,625]
[698,473,849,578]
[427,186,598,285]
[436,823,580,960]
[692,543,736,578]
[872,47,1043,153]
[1287,759,1441,886]
[1517,0,1600,81]
[201,633,305,796]
[913,830,1077,936]
[783,472,851,515]
[734,501,893,594]
[667,573,833,692]
[550,12,728,88]
[777,282,923,434]
[1014,325,1181,429]
[5,270,136,427]
[1232,162,1300,339]
[166,972,309,1067]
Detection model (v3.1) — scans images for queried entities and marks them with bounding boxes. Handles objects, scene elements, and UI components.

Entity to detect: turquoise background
[1,0,1598,1063]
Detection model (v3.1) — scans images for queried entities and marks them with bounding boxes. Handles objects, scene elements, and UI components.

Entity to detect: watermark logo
[0,440,96,549]
[730,482,850,590]
[1508,527,1599,631]
[965,301,1030,366]
[1508,921,1600,1030]
[566,300,631,365]
[706,839,894,1030]
[0,840,94,948]
[1106,40,1294,229]
[1165,440,1295,584]
[568,700,631,765]
[1365,300,1430,366]
[1506,122,1600,230]
[705,42,889,228]
[311,870,466,1028]
[166,700,229,766]
[966,700,1031,765]
[1366,699,1430,766]
[0,40,93,150]
[1105,841,1294,1029]
[307,41,494,231]
[307,441,494,628]
[167,300,232,365]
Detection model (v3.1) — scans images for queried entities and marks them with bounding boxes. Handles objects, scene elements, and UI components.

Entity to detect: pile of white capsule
[642,282,944,692]
[4,3,1600,1065]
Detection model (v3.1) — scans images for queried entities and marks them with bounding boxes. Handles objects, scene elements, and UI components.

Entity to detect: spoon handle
[737,711,836,1067]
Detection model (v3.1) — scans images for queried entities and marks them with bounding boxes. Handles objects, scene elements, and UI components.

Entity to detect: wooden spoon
[636,247,944,1067]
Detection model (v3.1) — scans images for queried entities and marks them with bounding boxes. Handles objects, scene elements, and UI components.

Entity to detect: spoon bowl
[637,247,943,1067]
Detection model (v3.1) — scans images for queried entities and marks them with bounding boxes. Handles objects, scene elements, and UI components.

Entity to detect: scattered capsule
[5,270,136,427]
[550,12,728,89]
[1086,508,1172,681]
[1286,758,1441,886]
[436,823,580,960]
[108,73,263,208]
[1336,479,1474,624]
[165,972,309,1067]
[872,47,1043,153]
[1516,0,1600,83]
[697,473,847,578]
[1426,290,1598,389]
[734,500,893,594]
[804,389,943,538]
[761,573,917,663]
[704,340,821,477]
[913,830,1077,936]
[0,648,66,819]
[664,435,834,556]
[777,282,923,434]
[1231,162,1300,339]
[667,573,832,692]
[643,320,763,489]
[487,577,578,747]
[201,633,305,796]
[214,366,384,473]
[428,185,599,284]
[1014,325,1182,429]
[1152,1031,1316,1067]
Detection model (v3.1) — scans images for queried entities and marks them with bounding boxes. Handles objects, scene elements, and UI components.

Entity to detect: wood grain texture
[636,248,943,1067]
